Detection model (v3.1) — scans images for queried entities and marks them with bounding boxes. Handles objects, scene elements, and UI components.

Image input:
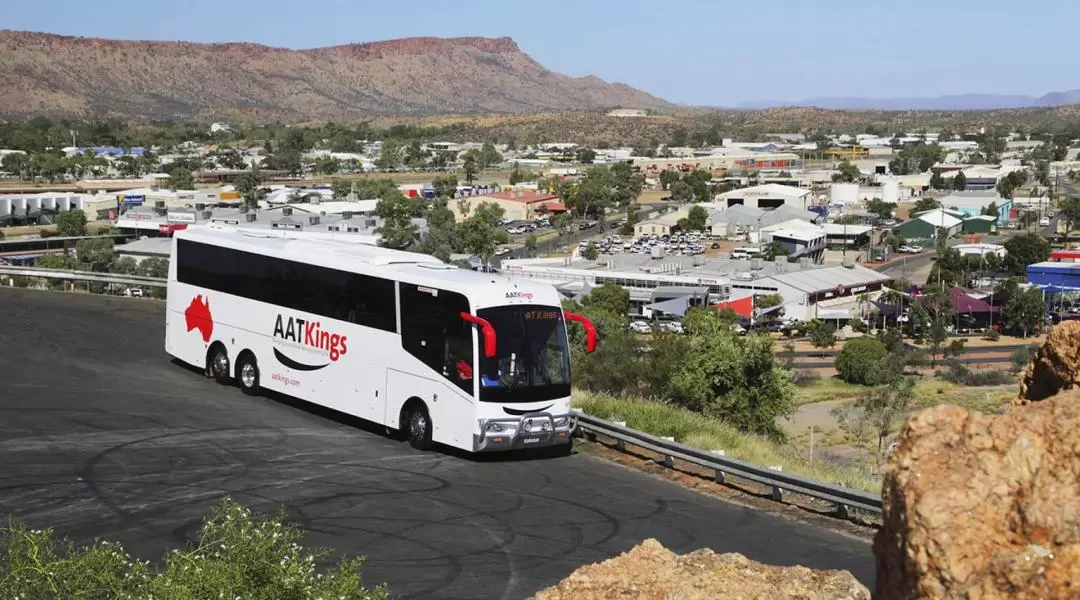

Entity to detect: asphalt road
[0,288,874,599]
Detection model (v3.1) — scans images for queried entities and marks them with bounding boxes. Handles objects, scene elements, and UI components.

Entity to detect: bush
[0,498,387,599]
[983,328,1001,341]
[938,361,1013,386]
[834,337,889,385]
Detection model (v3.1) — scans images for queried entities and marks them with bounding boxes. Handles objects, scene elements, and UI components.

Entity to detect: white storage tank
[9,197,27,215]
[24,197,41,213]
[57,197,72,212]
[830,183,859,205]
[38,196,57,211]
[0,197,10,216]
[70,196,85,211]
[882,181,900,205]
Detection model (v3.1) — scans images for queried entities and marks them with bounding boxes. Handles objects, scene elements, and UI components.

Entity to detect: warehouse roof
[763,264,891,294]
[717,183,812,200]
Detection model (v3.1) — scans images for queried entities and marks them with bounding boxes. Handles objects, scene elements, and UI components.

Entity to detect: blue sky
[3,0,1074,106]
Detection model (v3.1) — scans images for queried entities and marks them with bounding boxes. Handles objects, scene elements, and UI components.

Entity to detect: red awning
[715,296,753,318]
[538,202,567,212]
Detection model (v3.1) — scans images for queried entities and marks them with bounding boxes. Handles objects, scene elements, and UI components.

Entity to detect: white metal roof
[764,264,890,294]
[767,228,824,242]
[914,209,963,229]
[717,183,812,200]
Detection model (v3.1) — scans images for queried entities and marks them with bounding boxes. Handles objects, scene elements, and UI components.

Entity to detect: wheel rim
[410,411,427,441]
[241,363,256,388]
[213,352,228,377]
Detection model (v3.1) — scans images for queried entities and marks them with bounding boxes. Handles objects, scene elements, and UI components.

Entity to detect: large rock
[874,395,1080,599]
[530,538,869,600]
[1017,321,1080,403]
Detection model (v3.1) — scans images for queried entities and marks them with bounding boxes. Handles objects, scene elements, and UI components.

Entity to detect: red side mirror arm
[460,312,497,358]
[564,311,598,353]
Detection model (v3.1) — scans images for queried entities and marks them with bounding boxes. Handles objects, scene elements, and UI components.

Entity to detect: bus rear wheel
[208,345,230,385]
[235,352,260,396]
[407,405,433,451]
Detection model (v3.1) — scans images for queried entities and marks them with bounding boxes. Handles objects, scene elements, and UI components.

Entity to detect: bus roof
[174,226,562,307]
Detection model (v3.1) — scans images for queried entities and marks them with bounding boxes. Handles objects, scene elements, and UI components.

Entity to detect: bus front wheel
[207,344,230,385]
[235,352,260,396]
[407,405,433,451]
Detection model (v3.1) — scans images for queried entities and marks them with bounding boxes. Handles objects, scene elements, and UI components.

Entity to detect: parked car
[657,321,684,334]
[629,321,653,334]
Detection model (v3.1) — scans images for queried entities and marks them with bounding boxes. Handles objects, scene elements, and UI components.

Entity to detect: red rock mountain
[0,30,673,121]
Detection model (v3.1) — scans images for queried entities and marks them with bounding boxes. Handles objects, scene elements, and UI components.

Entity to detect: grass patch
[573,390,882,494]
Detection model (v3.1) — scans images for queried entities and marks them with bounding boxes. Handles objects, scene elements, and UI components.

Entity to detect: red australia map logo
[184,295,214,343]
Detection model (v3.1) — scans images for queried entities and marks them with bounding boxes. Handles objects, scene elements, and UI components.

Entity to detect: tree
[929,170,946,190]
[912,196,941,214]
[110,255,138,275]
[524,234,538,256]
[809,322,836,356]
[1059,196,1080,245]
[54,209,88,237]
[0,497,387,599]
[74,237,115,272]
[479,143,503,168]
[1003,286,1046,338]
[581,243,599,261]
[431,175,459,199]
[686,205,709,231]
[658,169,681,191]
[668,323,796,440]
[576,148,597,164]
[454,201,508,260]
[313,156,341,175]
[581,284,630,317]
[981,201,999,217]
[1003,232,1051,276]
[858,377,915,470]
[833,161,861,183]
[834,337,890,385]
[865,198,897,222]
[167,167,195,190]
[235,168,266,208]
[952,170,967,191]
[413,198,456,261]
[375,139,403,171]
[374,192,419,249]
[137,257,169,278]
[462,154,478,184]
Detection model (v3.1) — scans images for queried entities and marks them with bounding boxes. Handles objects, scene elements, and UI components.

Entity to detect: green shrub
[983,328,1001,341]
[0,498,387,599]
[834,337,889,385]
[937,361,1013,386]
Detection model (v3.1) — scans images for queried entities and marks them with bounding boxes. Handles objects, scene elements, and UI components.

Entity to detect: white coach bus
[165,227,597,454]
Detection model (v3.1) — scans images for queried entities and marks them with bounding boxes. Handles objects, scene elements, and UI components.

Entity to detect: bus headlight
[485,421,506,433]
[553,417,570,429]
[542,421,552,432]
[522,419,534,433]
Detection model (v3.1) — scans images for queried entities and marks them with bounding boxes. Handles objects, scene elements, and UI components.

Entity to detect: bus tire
[406,403,433,451]
[207,344,231,385]
[235,352,260,396]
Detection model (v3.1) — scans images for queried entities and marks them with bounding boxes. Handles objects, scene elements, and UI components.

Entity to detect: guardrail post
[836,504,852,520]
[660,436,675,468]
[613,421,626,451]
[768,465,784,501]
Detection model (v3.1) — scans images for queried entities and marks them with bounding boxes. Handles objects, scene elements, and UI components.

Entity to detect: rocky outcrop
[0,30,673,121]
[530,538,869,600]
[1017,321,1080,403]
[875,324,1080,599]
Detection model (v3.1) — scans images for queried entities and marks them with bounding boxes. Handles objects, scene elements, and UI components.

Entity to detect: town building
[894,209,965,239]
[0,193,88,225]
[714,183,813,211]
[1027,261,1080,292]
[960,215,998,234]
[451,189,566,222]
[761,264,894,321]
[938,191,1011,220]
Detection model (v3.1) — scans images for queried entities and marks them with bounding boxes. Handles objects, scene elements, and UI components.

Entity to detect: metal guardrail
[0,266,168,288]
[574,412,883,517]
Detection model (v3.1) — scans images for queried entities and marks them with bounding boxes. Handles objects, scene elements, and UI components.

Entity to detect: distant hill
[737,90,1080,111]
[0,30,673,122]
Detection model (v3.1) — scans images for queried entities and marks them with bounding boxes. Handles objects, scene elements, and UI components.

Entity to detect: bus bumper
[473,414,576,452]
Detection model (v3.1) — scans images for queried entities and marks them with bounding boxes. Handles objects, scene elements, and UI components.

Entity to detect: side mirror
[460,312,497,358]
[564,311,598,353]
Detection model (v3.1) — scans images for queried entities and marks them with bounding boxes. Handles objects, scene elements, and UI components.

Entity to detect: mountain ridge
[736,90,1080,111]
[0,30,672,122]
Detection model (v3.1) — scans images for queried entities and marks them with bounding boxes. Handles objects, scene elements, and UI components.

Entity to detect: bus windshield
[476,305,571,404]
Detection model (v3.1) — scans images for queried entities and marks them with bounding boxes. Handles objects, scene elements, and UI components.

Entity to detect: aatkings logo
[271,315,348,371]
[506,291,533,300]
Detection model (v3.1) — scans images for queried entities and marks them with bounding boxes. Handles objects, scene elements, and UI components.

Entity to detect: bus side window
[399,284,474,394]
